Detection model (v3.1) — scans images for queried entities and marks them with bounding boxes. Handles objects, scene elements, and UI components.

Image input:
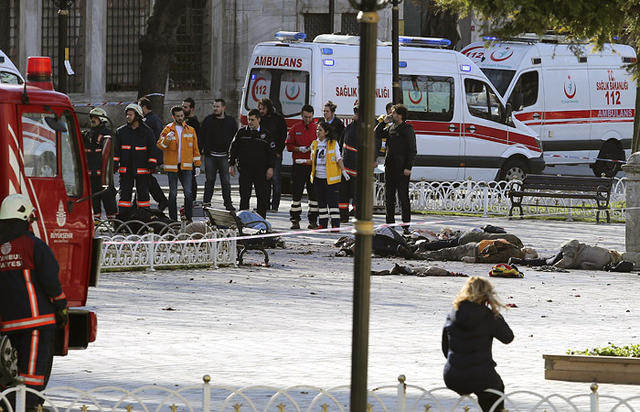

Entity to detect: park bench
[508,174,614,223]
[204,207,270,265]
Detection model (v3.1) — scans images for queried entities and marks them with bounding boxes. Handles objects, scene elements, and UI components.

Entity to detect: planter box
[544,354,640,385]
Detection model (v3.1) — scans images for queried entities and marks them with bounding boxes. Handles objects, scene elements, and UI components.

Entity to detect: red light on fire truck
[26,56,54,90]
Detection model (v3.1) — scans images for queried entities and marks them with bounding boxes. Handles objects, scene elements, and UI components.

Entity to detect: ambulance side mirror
[504,103,514,126]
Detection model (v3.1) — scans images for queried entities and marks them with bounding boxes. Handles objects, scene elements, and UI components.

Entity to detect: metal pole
[349,0,382,411]
[391,0,401,103]
[329,0,335,33]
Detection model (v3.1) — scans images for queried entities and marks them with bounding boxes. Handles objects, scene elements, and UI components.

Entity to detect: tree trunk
[138,0,188,116]
[421,1,460,47]
[0,1,11,54]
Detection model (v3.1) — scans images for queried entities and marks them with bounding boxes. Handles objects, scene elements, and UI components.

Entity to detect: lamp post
[53,0,74,93]
[347,1,388,411]
[391,0,403,103]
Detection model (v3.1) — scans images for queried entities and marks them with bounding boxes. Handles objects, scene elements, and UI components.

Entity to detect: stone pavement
[52,193,640,408]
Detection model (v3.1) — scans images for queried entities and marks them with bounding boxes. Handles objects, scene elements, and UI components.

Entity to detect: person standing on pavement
[322,100,345,147]
[0,194,68,411]
[200,98,238,210]
[83,108,117,220]
[285,104,318,229]
[228,109,276,219]
[442,276,513,412]
[339,104,360,223]
[310,121,348,230]
[374,102,394,160]
[157,106,202,222]
[384,104,416,234]
[183,97,201,203]
[138,96,168,212]
[114,103,157,215]
[258,98,288,212]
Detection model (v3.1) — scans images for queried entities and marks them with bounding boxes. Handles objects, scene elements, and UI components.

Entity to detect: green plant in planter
[567,344,640,357]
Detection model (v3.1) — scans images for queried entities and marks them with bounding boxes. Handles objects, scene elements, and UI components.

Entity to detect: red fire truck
[0,57,102,355]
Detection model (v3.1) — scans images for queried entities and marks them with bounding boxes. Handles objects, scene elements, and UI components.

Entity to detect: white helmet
[125,103,143,118]
[89,107,108,121]
[0,194,35,221]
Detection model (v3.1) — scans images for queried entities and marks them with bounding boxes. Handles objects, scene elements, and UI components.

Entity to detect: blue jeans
[267,155,282,210]
[204,155,233,208]
[168,169,193,221]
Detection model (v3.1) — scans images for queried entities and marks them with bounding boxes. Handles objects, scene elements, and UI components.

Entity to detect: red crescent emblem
[251,77,266,102]
[490,49,513,62]
[564,77,577,99]
[408,91,423,104]
[285,84,300,101]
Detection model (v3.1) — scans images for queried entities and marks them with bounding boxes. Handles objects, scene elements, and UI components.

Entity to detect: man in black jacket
[200,98,238,210]
[83,108,117,219]
[0,194,68,411]
[229,109,276,218]
[258,98,288,212]
[384,104,417,233]
[138,96,168,212]
[183,97,201,202]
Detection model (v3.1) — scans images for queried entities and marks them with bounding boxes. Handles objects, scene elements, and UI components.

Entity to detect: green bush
[567,344,640,357]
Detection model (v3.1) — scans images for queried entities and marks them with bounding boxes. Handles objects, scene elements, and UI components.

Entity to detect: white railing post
[211,233,218,268]
[397,375,406,412]
[482,184,489,217]
[16,381,26,412]
[148,229,156,271]
[590,383,599,412]
[202,374,211,412]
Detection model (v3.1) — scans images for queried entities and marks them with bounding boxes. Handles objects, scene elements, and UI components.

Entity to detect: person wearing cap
[0,194,68,411]
[83,108,117,220]
[113,103,158,215]
[157,105,202,222]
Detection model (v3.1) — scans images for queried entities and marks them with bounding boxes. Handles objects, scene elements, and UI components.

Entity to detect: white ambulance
[461,35,636,176]
[241,32,544,182]
[0,49,24,84]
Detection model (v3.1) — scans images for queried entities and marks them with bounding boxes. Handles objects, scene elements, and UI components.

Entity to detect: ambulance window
[245,68,309,117]
[464,79,504,123]
[59,113,83,197]
[480,68,516,96]
[21,113,58,178]
[399,75,454,121]
[508,71,539,110]
[0,71,23,85]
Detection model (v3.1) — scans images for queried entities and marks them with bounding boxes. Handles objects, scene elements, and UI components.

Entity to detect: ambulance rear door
[17,105,93,307]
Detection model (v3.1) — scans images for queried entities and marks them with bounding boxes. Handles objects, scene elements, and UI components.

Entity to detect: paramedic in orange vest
[157,106,202,222]
[0,194,68,410]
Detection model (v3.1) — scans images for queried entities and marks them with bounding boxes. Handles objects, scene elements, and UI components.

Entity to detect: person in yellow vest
[157,106,201,222]
[309,121,348,230]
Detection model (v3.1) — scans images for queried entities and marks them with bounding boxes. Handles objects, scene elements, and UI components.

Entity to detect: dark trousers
[90,174,117,218]
[314,178,340,228]
[290,164,318,224]
[385,169,411,224]
[168,169,193,221]
[191,173,198,202]
[8,328,55,408]
[339,174,357,221]
[148,174,167,208]
[445,369,505,412]
[239,167,269,219]
[118,173,150,212]
[266,155,282,210]
[204,155,233,209]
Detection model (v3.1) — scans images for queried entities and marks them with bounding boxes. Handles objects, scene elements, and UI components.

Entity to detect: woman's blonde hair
[453,276,505,315]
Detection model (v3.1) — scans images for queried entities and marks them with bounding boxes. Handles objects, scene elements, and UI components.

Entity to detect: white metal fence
[374,178,626,220]
[2,376,640,412]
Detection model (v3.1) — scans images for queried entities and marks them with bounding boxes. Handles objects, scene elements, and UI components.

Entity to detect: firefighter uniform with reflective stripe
[285,120,318,226]
[0,231,66,403]
[83,124,117,219]
[114,122,157,211]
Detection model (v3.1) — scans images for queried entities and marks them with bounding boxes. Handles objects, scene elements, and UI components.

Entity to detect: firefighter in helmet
[0,194,68,411]
[83,107,117,220]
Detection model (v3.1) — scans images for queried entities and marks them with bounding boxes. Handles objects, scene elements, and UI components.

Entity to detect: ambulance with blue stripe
[461,34,636,177]
[241,31,544,182]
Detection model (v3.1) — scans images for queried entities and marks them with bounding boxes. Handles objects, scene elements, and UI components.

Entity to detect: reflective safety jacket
[0,232,66,333]
[113,122,157,175]
[310,139,341,185]
[83,124,113,176]
[157,121,201,172]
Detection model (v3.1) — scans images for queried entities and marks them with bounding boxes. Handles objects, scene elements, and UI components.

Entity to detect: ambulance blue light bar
[321,48,333,55]
[398,61,407,68]
[460,64,472,72]
[483,36,499,41]
[398,36,451,48]
[274,31,307,42]
[323,59,335,66]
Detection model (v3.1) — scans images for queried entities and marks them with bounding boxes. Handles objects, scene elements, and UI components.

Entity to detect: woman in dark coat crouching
[442,276,514,412]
